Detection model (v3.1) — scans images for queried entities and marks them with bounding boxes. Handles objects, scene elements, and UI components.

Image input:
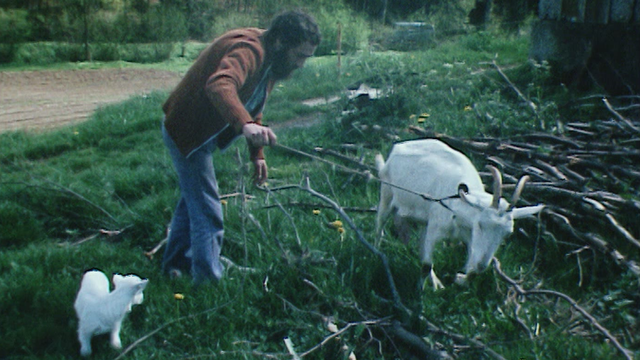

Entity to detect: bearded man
[161,10,321,285]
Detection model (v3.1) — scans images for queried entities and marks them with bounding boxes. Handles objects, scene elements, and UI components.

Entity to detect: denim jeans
[162,124,224,285]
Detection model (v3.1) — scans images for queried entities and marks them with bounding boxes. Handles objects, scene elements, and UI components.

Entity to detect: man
[161,10,321,285]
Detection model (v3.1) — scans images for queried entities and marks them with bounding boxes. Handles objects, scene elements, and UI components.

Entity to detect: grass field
[0,29,637,360]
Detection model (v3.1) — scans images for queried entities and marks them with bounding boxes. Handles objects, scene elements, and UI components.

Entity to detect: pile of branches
[409,98,640,277]
[272,97,640,359]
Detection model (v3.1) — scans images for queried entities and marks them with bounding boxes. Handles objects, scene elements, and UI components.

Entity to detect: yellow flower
[220,199,228,206]
[409,114,417,121]
[417,113,430,123]
[337,227,345,234]
[330,220,343,228]
[464,105,473,111]
[313,209,321,215]
[174,293,185,300]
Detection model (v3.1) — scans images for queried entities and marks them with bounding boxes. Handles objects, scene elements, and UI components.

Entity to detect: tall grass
[0,29,635,360]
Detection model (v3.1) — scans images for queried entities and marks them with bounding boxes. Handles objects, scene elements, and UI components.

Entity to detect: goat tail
[375,153,385,173]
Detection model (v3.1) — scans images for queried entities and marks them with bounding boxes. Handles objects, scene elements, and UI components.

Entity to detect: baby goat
[375,139,544,289]
[74,269,148,357]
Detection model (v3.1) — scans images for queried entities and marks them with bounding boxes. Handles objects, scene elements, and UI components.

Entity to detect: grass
[0,28,637,360]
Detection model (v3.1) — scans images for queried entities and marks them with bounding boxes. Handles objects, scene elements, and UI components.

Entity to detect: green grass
[0,29,637,360]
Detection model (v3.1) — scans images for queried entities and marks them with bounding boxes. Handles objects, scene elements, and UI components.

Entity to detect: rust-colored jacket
[163,28,273,160]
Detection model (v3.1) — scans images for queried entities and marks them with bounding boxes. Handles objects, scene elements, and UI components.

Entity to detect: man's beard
[270,49,297,80]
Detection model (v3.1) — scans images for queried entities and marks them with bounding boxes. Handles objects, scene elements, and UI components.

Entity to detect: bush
[207,11,258,40]
[0,44,16,63]
[91,43,121,62]
[14,42,58,65]
[313,6,370,55]
[0,9,31,44]
[119,43,175,63]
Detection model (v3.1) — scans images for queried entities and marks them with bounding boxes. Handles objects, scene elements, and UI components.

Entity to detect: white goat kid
[375,139,544,289]
[74,269,148,357]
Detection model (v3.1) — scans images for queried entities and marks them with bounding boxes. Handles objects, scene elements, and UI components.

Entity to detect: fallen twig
[489,59,540,127]
[298,318,391,358]
[264,177,408,314]
[493,258,634,360]
[603,97,640,134]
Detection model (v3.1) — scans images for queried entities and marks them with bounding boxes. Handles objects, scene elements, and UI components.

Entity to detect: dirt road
[0,68,181,133]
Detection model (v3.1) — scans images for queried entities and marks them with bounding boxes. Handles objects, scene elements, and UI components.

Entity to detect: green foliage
[424,0,475,34]
[208,11,259,40]
[117,43,175,63]
[0,8,31,44]
[313,5,371,56]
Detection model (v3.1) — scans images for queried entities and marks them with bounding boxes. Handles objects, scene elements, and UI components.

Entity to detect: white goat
[74,270,148,357]
[375,139,544,289]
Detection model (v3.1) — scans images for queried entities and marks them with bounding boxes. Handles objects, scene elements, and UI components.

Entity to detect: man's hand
[242,123,277,147]
[252,159,268,185]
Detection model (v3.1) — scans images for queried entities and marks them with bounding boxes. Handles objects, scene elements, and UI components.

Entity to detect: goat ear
[139,279,149,290]
[511,204,545,219]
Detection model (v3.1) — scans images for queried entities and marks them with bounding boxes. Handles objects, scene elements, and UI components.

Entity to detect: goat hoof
[454,273,468,286]
[429,269,445,291]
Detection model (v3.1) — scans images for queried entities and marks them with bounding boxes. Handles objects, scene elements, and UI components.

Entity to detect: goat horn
[509,175,530,210]
[487,165,502,209]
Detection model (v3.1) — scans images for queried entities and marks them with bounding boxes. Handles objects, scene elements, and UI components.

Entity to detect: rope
[272,143,462,211]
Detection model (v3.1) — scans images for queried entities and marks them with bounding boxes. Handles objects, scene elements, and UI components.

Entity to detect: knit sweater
[163,28,273,160]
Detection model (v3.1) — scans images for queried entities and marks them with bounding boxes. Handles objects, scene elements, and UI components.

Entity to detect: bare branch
[493,258,634,360]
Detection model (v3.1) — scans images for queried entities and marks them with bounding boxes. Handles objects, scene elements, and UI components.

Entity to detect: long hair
[263,10,321,50]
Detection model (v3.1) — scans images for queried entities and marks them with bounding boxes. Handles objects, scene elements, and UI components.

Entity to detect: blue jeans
[162,124,224,285]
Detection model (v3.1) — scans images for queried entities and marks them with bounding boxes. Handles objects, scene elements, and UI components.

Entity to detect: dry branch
[266,177,408,312]
[493,258,634,360]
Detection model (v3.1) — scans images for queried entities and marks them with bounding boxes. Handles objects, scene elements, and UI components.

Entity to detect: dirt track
[0,68,182,133]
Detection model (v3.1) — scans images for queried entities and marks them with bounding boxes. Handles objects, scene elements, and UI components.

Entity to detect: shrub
[119,43,174,63]
[14,42,58,65]
[0,44,16,63]
[207,11,258,40]
[91,43,121,62]
[0,9,31,44]
[313,6,370,55]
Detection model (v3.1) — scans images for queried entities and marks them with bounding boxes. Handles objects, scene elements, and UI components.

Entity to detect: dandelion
[313,209,321,215]
[337,227,345,234]
[220,199,228,206]
[464,105,473,111]
[174,293,184,317]
[330,220,343,228]
[409,114,417,121]
[417,113,430,123]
